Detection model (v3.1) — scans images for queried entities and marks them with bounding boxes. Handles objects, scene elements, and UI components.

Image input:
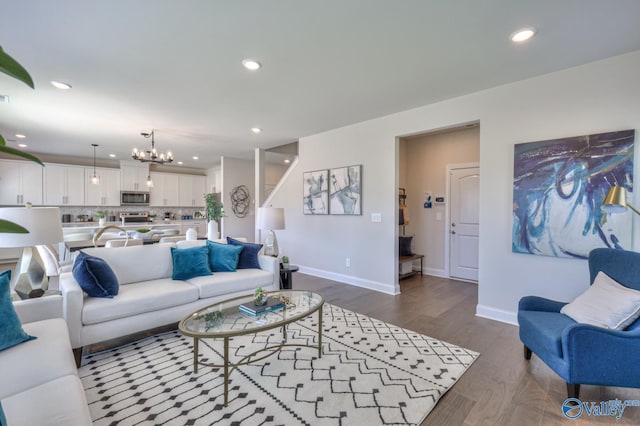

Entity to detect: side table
[279,264,299,289]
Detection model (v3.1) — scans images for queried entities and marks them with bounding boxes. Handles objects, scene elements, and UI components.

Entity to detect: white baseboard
[423,267,446,278]
[475,304,518,326]
[298,266,400,295]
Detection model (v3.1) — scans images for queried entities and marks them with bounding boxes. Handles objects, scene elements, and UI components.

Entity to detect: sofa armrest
[59,271,84,349]
[518,296,567,313]
[13,294,63,324]
[258,255,279,290]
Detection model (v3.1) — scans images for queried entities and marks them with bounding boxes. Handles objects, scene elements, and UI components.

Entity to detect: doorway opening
[398,123,480,282]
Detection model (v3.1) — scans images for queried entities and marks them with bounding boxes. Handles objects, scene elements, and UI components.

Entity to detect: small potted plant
[254,287,266,306]
[281,255,290,268]
[95,210,107,226]
[204,193,224,240]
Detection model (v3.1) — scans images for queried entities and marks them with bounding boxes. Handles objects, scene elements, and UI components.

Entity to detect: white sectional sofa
[59,240,279,364]
[0,295,92,425]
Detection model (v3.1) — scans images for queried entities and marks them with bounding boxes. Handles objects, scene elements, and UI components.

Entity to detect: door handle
[451,223,456,227]
[451,230,456,235]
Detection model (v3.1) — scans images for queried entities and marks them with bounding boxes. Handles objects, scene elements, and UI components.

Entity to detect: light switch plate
[371,213,382,222]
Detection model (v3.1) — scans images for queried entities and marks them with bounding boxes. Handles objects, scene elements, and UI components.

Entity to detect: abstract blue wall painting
[512,129,635,258]
[303,169,329,215]
[329,165,362,215]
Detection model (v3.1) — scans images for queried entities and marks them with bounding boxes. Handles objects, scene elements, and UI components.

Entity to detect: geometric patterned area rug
[79,303,479,425]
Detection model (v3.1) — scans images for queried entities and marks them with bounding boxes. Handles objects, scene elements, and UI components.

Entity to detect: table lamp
[0,206,64,298]
[258,207,285,257]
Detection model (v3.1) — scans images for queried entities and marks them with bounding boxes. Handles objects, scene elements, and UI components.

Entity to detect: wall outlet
[346,257,351,267]
[371,213,382,222]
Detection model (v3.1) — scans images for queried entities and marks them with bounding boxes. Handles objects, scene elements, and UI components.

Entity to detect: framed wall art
[329,165,362,215]
[303,169,329,215]
[512,129,635,258]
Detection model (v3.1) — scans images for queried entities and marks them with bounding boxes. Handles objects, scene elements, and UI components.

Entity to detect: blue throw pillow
[0,270,36,352]
[206,240,243,272]
[72,252,119,298]
[0,401,6,426]
[0,401,7,426]
[227,237,263,269]
[171,245,212,280]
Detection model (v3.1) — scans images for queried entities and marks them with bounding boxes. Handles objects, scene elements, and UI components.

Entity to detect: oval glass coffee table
[178,290,324,406]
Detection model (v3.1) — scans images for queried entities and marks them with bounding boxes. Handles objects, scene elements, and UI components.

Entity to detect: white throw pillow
[561,271,640,330]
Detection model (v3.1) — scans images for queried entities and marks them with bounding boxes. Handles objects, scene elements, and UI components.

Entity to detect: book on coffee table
[239,297,285,316]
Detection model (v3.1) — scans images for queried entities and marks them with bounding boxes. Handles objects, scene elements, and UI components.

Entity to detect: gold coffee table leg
[224,336,229,406]
[193,338,199,373]
[318,304,323,358]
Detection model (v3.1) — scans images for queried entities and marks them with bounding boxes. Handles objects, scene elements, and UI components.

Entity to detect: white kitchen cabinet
[178,174,206,207]
[149,172,180,206]
[120,164,150,191]
[85,167,121,206]
[0,159,43,205]
[44,164,85,205]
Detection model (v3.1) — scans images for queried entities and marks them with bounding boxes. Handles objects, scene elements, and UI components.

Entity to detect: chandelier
[131,129,173,164]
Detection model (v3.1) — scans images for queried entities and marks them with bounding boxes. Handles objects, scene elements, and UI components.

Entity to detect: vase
[186,228,197,240]
[207,220,218,240]
[98,218,106,226]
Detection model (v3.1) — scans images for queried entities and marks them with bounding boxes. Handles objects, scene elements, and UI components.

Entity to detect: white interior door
[449,167,479,281]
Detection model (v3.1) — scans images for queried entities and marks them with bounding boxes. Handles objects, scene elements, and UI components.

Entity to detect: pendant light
[91,144,100,185]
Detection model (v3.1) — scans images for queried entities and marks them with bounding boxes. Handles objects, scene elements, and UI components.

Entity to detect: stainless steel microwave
[120,191,150,206]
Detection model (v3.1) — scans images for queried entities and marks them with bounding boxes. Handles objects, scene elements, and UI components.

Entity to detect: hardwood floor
[293,272,640,425]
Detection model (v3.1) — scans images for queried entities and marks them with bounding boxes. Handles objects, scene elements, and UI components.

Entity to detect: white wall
[220,157,255,241]
[269,50,640,320]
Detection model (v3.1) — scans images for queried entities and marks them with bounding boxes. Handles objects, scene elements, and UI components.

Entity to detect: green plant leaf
[0,45,34,89]
[0,133,5,145]
[0,219,29,233]
[0,146,44,165]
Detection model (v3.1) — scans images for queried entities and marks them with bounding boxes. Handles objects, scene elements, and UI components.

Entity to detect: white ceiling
[1,0,640,169]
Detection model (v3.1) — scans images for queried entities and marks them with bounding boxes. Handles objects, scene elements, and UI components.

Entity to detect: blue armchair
[518,248,640,398]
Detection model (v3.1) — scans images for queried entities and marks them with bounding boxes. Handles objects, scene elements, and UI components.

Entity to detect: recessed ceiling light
[251,127,262,134]
[18,143,27,148]
[50,80,72,89]
[242,59,261,71]
[511,28,536,43]
[284,159,290,164]
[177,161,183,165]
[109,153,117,158]
[15,134,26,139]
[192,156,199,160]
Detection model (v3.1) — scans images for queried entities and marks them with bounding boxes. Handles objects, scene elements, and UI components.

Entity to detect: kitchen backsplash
[59,206,206,222]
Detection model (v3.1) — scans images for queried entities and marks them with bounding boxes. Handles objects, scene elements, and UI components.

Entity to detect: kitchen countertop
[62,223,181,233]
[62,219,206,228]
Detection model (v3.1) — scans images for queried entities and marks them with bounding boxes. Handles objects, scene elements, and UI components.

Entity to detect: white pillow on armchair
[561,271,640,330]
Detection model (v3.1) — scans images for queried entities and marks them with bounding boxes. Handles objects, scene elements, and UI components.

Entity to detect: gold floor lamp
[602,186,640,216]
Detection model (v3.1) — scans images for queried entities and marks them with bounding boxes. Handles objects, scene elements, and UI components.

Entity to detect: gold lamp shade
[602,186,640,216]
